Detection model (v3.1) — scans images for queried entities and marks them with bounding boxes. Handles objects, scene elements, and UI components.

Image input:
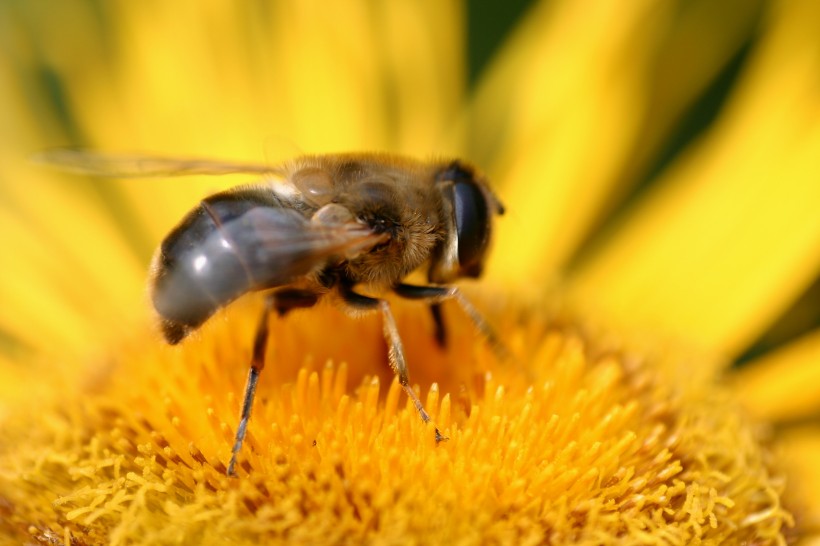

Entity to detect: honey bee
[39,150,505,475]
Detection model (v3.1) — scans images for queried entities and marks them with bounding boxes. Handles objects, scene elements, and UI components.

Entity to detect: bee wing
[34,148,282,178]
[232,209,387,288]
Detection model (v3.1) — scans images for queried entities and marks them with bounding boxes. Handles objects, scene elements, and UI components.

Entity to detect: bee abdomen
[150,191,307,343]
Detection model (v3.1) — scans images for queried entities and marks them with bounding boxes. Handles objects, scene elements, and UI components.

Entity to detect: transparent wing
[230,208,388,287]
[34,148,282,178]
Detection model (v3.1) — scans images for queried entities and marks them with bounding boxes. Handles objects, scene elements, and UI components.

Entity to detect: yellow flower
[1,1,818,545]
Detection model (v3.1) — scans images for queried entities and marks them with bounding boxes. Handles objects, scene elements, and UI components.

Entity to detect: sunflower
[1,1,819,544]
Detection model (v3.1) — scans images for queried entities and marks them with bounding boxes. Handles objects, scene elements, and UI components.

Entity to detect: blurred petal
[472,0,763,281]
[777,425,820,537]
[375,1,466,155]
[568,0,820,357]
[473,0,657,279]
[0,187,144,355]
[732,329,820,422]
[613,0,765,189]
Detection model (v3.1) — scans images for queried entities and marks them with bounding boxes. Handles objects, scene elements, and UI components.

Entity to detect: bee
[39,150,505,475]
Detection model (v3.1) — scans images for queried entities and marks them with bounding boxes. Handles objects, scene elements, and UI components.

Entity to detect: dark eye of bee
[438,163,490,277]
[453,180,490,276]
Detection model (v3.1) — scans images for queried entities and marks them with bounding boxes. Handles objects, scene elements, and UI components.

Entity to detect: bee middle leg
[339,285,445,443]
[428,303,447,348]
[227,289,319,476]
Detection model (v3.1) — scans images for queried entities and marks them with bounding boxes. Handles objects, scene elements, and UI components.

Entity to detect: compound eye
[453,181,490,277]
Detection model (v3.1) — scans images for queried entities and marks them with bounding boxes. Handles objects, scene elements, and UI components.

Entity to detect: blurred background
[0,0,818,372]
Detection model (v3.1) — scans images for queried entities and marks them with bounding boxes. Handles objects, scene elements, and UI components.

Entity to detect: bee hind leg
[339,285,446,443]
[227,289,319,476]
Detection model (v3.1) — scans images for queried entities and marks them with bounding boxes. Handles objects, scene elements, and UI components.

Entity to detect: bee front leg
[228,289,319,476]
[394,284,508,361]
[339,285,445,443]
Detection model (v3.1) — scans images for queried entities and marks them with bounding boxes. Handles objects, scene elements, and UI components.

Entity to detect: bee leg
[394,283,508,361]
[339,286,445,443]
[429,303,447,348]
[228,298,273,476]
[228,290,319,476]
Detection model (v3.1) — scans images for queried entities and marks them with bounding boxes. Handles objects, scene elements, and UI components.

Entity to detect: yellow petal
[0,170,145,353]
[568,0,820,357]
[473,0,763,282]
[474,0,657,279]
[93,1,463,156]
[614,0,766,187]
[776,425,820,538]
[732,329,820,422]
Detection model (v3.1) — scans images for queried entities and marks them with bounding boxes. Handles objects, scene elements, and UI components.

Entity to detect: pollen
[0,298,794,544]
